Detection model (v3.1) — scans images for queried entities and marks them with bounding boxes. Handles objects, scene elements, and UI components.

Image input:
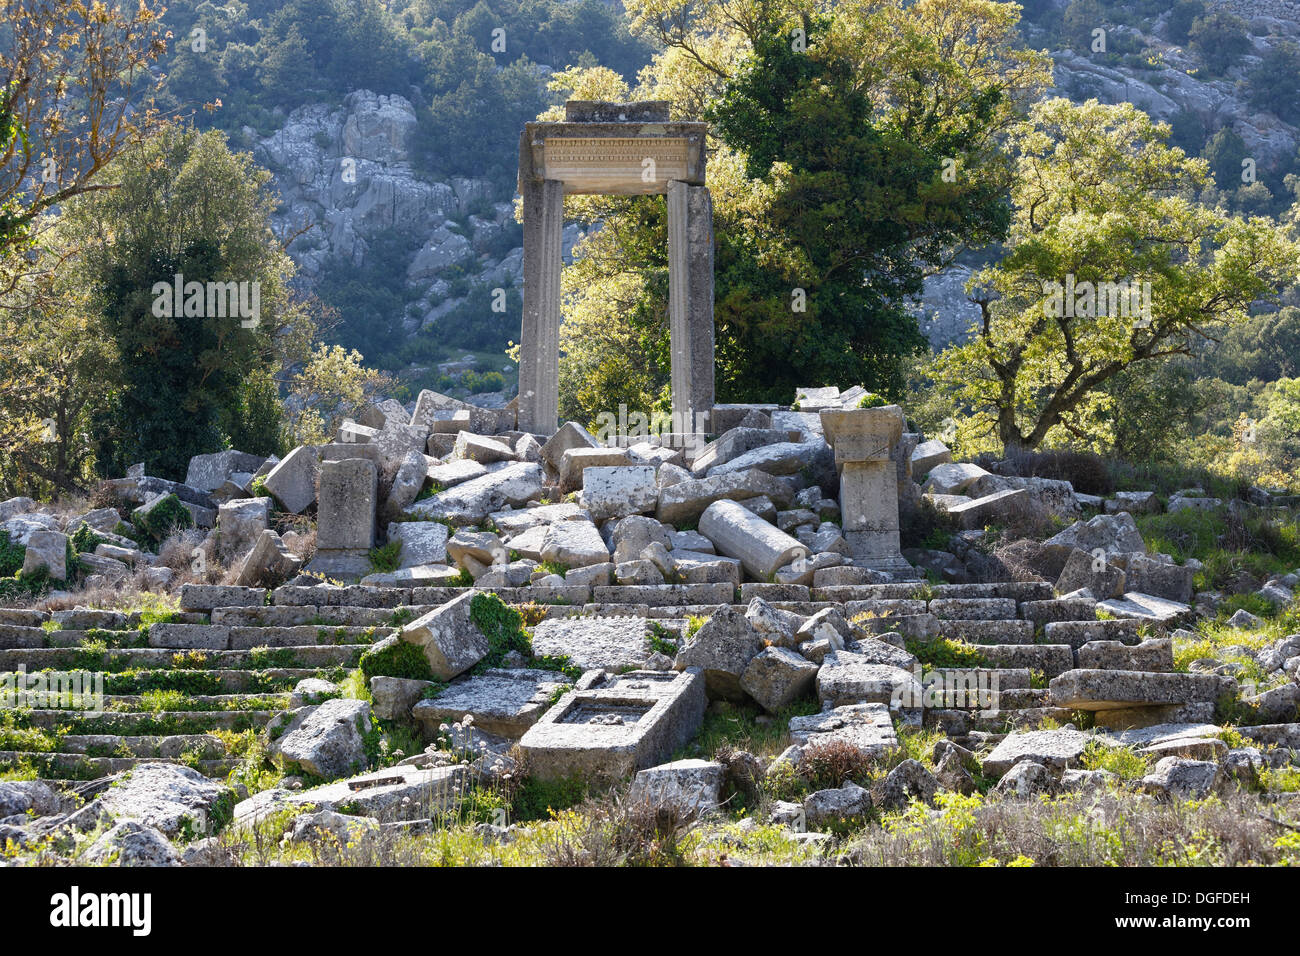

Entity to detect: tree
[0,1,166,281]
[1188,11,1250,76]
[551,0,1049,421]
[1249,42,1300,127]
[283,344,394,447]
[929,98,1300,453]
[65,125,314,479]
[1203,127,1250,191]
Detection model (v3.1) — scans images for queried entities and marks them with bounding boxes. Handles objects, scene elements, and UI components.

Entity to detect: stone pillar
[518,177,565,434]
[820,407,914,575]
[316,458,377,551]
[699,499,809,580]
[667,180,715,438]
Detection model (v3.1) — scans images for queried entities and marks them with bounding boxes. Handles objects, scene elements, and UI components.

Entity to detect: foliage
[469,592,532,668]
[928,98,1300,453]
[368,540,404,574]
[63,125,318,480]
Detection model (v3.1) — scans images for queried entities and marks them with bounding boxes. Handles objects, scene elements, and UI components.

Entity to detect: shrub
[798,739,874,791]
[469,592,531,668]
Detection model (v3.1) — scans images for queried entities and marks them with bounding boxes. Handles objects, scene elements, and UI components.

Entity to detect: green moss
[358,637,434,682]
[469,592,531,669]
[133,493,194,549]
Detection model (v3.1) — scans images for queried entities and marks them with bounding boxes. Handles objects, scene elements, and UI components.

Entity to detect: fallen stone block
[517,668,707,781]
[788,702,898,758]
[740,646,819,712]
[626,758,724,816]
[262,445,319,515]
[413,668,572,738]
[529,616,653,672]
[401,591,491,681]
[698,498,808,580]
[981,726,1095,777]
[267,698,373,781]
[581,465,658,520]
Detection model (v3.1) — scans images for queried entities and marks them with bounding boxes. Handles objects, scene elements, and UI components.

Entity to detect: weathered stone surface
[992,761,1060,798]
[383,450,429,522]
[941,488,1027,530]
[582,465,658,520]
[262,445,319,514]
[1141,757,1228,801]
[426,458,487,488]
[316,458,378,551]
[803,782,872,828]
[268,698,373,781]
[217,497,271,562]
[21,529,66,580]
[1096,592,1190,623]
[1120,553,1195,604]
[233,529,302,586]
[388,521,449,567]
[982,727,1095,777]
[1078,638,1173,672]
[541,519,610,568]
[876,759,939,811]
[1105,491,1160,515]
[406,462,543,524]
[788,703,898,758]
[401,591,491,680]
[1055,547,1126,599]
[413,668,571,737]
[691,427,797,475]
[910,440,951,475]
[921,462,989,495]
[186,450,265,493]
[234,765,469,826]
[539,420,600,471]
[740,646,819,712]
[369,676,435,721]
[816,651,921,707]
[96,763,235,838]
[1043,512,1145,560]
[698,498,808,580]
[626,758,724,815]
[1049,669,1228,711]
[559,447,629,492]
[657,469,796,525]
[518,669,707,781]
[179,584,266,611]
[86,822,179,867]
[674,605,764,700]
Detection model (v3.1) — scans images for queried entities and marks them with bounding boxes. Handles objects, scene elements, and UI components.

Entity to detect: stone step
[54,734,230,757]
[0,667,325,695]
[931,582,1055,601]
[0,643,368,671]
[1044,619,1143,649]
[936,619,1035,645]
[926,707,1077,736]
[211,604,425,627]
[590,583,735,606]
[1019,597,1097,628]
[0,750,236,778]
[19,709,281,731]
[928,598,1019,620]
[55,692,290,711]
[977,643,1075,677]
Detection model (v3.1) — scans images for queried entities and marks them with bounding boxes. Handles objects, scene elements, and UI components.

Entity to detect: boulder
[401,591,491,680]
[626,759,725,816]
[674,605,765,700]
[268,698,373,781]
[740,646,819,712]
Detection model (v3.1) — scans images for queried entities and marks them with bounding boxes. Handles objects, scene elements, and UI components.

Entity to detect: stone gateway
[517,101,715,436]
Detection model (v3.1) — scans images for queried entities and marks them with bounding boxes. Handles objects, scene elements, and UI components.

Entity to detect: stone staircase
[0,578,1184,786]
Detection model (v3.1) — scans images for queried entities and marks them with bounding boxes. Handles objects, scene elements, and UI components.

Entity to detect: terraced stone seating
[0,572,1195,788]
